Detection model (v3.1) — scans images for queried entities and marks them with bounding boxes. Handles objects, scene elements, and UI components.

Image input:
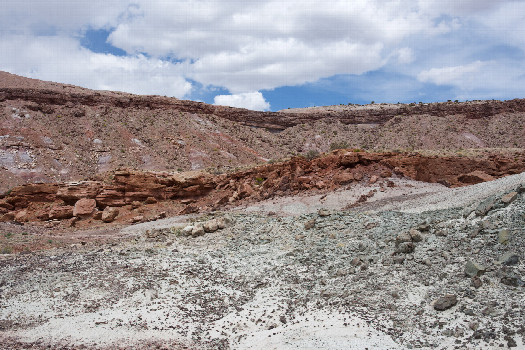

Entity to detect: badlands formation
[0,71,524,349]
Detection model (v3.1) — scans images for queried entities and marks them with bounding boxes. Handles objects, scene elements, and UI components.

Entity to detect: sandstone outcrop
[1,150,525,226]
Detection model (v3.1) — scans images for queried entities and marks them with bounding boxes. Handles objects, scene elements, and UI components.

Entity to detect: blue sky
[1,1,525,111]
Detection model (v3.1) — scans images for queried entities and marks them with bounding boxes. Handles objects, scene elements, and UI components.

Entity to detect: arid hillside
[1,71,525,192]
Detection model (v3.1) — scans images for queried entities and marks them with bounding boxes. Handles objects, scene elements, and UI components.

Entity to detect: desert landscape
[0,71,524,349]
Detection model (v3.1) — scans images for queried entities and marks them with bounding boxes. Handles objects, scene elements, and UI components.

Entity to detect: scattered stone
[418,223,430,232]
[435,229,448,237]
[369,175,378,184]
[433,294,457,311]
[304,219,316,230]
[73,198,96,217]
[318,208,330,217]
[501,274,524,287]
[191,225,205,237]
[498,229,510,244]
[182,225,194,236]
[216,217,229,229]
[333,173,354,185]
[353,172,364,181]
[101,207,119,223]
[498,252,520,266]
[506,335,518,348]
[131,215,144,223]
[93,211,103,220]
[364,222,378,229]
[396,242,415,254]
[517,183,525,194]
[409,229,423,242]
[203,219,219,233]
[395,232,412,245]
[464,261,486,277]
[501,191,518,205]
[475,197,497,216]
[350,257,362,266]
[380,170,392,178]
[471,276,483,289]
[66,216,79,228]
[393,256,405,264]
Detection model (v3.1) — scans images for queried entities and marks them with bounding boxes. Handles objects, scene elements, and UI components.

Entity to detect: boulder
[14,209,30,223]
[0,213,15,222]
[73,198,97,217]
[333,173,354,185]
[203,219,219,233]
[182,225,194,236]
[191,225,205,237]
[475,197,497,217]
[102,207,119,223]
[145,196,157,204]
[48,205,74,220]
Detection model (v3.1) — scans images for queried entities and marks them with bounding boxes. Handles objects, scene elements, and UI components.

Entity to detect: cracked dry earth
[1,175,525,349]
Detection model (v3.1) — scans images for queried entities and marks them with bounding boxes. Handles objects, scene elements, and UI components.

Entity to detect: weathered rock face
[1,150,525,225]
[57,182,102,204]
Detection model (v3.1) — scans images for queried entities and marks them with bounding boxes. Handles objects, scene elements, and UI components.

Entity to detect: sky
[1,1,525,111]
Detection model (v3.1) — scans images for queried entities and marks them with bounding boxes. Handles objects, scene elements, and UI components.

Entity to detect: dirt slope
[2,71,525,192]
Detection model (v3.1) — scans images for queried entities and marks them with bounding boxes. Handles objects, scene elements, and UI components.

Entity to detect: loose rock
[433,294,458,311]
[464,261,486,277]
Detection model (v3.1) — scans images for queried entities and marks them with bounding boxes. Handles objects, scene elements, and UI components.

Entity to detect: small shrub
[305,150,320,160]
[329,141,349,151]
[255,177,265,185]
[1,246,12,254]
[170,227,183,236]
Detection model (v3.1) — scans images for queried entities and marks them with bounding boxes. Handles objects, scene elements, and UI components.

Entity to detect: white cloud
[0,35,192,98]
[1,0,525,104]
[393,48,415,64]
[214,92,270,111]
[0,1,132,34]
[417,61,486,86]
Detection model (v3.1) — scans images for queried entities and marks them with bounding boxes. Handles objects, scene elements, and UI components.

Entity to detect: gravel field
[0,175,524,349]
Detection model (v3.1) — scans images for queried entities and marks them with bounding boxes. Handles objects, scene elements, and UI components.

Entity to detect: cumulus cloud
[214,92,270,111]
[1,0,525,105]
[417,61,486,86]
[0,35,192,97]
